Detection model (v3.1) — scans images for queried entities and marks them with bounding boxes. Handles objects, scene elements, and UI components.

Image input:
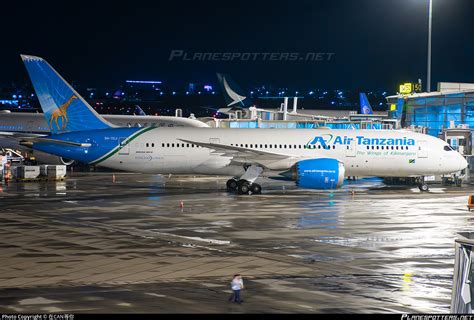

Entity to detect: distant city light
[125,80,162,84]
[203,85,212,91]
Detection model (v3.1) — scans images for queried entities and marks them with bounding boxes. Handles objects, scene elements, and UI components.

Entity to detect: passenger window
[162,143,165,147]
[265,144,268,148]
[182,144,185,147]
[146,143,149,147]
[167,143,170,147]
[318,145,321,149]
[152,143,154,147]
[333,145,335,149]
[187,144,189,147]
[172,143,175,147]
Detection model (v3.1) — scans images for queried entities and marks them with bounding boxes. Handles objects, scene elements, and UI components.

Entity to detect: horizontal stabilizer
[32,138,91,148]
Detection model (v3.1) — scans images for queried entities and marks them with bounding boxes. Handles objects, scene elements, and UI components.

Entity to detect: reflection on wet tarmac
[0,174,472,313]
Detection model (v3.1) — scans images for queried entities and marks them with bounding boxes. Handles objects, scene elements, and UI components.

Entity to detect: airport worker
[228,274,244,303]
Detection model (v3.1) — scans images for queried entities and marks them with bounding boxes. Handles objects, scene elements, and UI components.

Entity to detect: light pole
[427,0,433,92]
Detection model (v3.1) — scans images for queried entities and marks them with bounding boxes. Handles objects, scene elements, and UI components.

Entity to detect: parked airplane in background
[0,82,208,165]
[6,55,467,194]
[359,93,374,115]
[215,73,253,116]
[0,112,208,164]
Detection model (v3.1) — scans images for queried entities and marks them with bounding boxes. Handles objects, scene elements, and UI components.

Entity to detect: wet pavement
[0,173,473,313]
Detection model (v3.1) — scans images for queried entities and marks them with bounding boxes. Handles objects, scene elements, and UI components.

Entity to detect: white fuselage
[97,128,467,178]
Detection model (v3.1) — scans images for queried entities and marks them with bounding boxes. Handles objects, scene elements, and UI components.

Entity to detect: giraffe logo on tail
[49,95,78,130]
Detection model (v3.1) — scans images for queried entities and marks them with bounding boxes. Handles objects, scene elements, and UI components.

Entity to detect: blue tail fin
[359,93,374,115]
[21,55,113,134]
[216,73,252,108]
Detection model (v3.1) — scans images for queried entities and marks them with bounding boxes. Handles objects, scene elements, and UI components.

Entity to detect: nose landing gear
[418,183,430,192]
[418,176,430,192]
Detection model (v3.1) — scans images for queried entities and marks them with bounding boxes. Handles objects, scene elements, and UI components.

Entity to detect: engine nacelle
[292,158,345,189]
[33,150,74,166]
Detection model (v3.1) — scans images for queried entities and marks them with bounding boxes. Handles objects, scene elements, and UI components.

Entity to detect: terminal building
[386,82,474,154]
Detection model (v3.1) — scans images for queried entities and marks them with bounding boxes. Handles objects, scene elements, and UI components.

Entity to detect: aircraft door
[118,137,130,155]
[345,140,356,157]
[417,140,428,158]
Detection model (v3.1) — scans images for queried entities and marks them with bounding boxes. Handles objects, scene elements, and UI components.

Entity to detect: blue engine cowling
[292,158,345,189]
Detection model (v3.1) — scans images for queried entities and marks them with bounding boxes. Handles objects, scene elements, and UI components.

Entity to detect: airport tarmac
[0,173,473,313]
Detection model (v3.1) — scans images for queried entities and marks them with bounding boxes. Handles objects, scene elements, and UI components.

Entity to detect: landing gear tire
[250,183,262,195]
[418,183,430,192]
[226,178,238,191]
[238,181,251,195]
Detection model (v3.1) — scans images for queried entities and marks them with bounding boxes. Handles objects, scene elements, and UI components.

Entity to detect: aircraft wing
[178,138,298,166]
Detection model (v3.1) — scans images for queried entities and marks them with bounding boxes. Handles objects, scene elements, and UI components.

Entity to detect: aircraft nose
[459,155,468,171]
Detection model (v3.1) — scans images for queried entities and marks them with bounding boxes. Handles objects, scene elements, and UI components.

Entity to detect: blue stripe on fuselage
[32,127,143,164]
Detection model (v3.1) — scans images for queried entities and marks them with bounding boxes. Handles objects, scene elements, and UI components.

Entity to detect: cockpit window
[444,145,453,151]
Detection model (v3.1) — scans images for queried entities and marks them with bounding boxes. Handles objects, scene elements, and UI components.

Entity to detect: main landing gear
[226,165,263,195]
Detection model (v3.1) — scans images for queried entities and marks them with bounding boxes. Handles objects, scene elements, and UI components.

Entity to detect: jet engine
[289,158,345,189]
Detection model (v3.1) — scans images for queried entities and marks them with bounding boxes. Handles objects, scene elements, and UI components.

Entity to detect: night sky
[2,0,474,92]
